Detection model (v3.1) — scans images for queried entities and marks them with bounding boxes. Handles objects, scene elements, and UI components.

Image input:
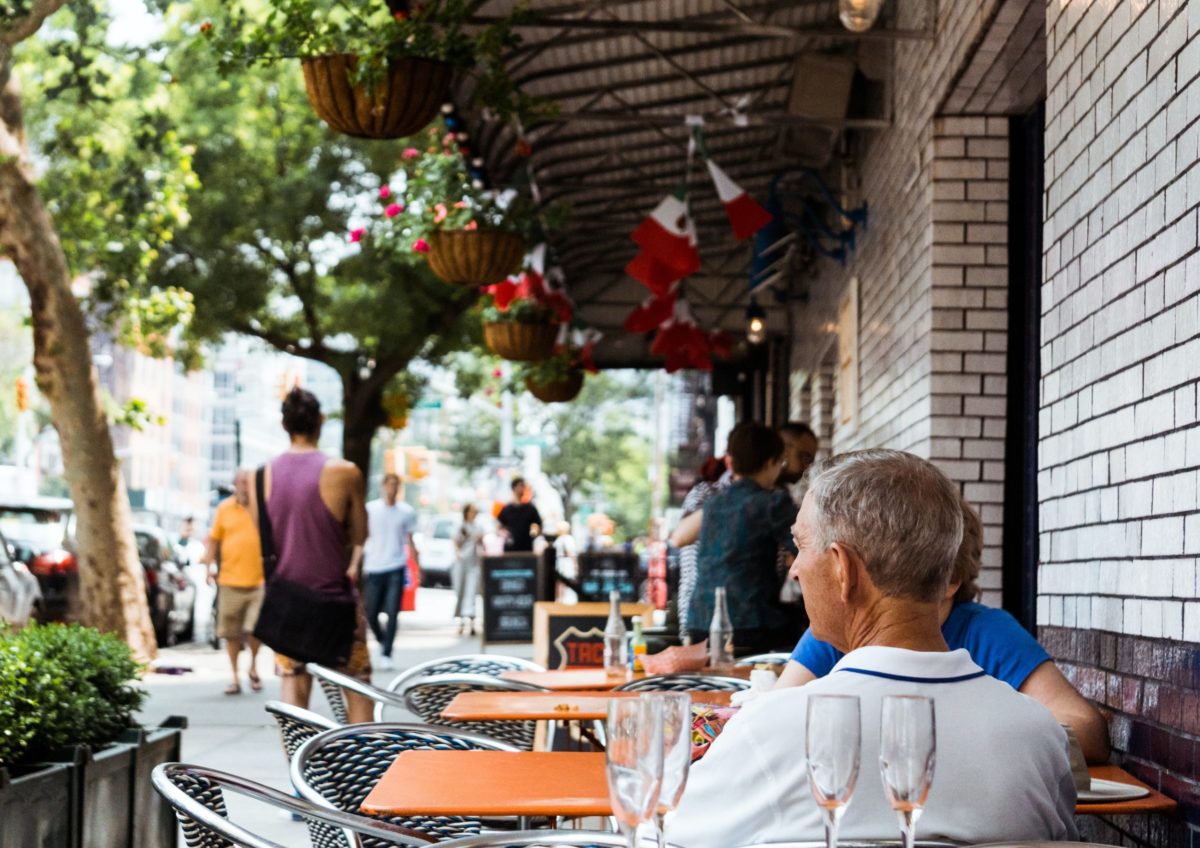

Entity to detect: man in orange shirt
[203,469,265,695]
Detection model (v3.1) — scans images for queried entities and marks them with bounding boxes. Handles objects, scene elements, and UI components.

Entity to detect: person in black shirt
[497,478,542,552]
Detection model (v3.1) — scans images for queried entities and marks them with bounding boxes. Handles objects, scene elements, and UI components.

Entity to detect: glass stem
[897,809,917,848]
[823,807,842,848]
[654,811,666,848]
[620,821,638,848]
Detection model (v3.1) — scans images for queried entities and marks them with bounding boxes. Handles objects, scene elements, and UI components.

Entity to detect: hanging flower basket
[425,229,526,287]
[300,54,452,140]
[526,369,584,403]
[483,320,558,362]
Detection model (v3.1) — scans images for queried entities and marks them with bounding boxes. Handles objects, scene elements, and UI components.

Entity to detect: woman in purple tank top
[256,388,374,723]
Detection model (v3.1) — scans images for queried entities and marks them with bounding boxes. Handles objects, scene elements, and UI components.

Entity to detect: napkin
[730,667,778,707]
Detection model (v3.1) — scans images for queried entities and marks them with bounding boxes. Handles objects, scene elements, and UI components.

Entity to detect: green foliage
[0,624,146,766]
[518,347,578,386]
[107,397,166,431]
[481,298,556,326]
[441,406,500,478]
[202,0,551,125]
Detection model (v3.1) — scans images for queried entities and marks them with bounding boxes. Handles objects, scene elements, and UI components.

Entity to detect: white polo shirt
[669,646,1078,848]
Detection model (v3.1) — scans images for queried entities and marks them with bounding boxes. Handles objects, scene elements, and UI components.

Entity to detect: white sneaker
[376,655,394,671]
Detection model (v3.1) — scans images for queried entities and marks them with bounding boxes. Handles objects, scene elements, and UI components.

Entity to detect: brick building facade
[789,1,1200,845]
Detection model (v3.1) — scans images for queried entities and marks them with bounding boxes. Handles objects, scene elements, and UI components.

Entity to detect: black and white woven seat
[292,722,520,846]
[264,700,345,848]
[613,673,749,693]
[400,673,546,751]
[151,762,432,848]
[310,663,412,723]
[734,652,792,667]
[384,655,545,698]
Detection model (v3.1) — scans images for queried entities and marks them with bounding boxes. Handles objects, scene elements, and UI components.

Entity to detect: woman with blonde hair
[452,504,484,636]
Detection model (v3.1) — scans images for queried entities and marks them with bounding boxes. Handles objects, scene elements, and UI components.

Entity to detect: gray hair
[807,449,963,603]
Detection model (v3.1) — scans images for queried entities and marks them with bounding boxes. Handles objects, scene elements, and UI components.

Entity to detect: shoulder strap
[255,465,277,580]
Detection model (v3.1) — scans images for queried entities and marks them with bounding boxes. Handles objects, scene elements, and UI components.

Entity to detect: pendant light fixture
[746,298,767,345]
[839,0,884,33]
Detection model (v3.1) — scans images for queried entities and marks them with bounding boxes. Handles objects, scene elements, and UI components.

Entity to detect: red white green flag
[707,159,773,241]
[630,192,701,278]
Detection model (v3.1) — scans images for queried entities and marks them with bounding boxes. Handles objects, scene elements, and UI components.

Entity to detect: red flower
[384,203,403,218]
[379,186,391,199]
[412,238,430,254]
[393,10,408,20]
[402,147,420,160]
[464,220,478,231]
[492,368,503,378]
[348,228,365,243]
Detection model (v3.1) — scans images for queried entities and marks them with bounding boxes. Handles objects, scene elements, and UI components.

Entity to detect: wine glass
[879,695,936,848]
[644,693,692,848]
[806,694,861,848]
[606,696,665,848]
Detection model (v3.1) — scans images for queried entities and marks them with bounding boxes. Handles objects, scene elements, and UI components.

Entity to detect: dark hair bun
[281,388,322,438]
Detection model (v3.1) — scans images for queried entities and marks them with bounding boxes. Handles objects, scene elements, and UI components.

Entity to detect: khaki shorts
[274,600,373,682]
[216,585,264,640]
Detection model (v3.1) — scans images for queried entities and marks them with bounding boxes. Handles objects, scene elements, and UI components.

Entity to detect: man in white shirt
[669,449,1078,848]
[364,473,418,670]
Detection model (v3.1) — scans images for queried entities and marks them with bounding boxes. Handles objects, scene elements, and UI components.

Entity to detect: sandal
[224,683,241,696]
[248,671,263,693]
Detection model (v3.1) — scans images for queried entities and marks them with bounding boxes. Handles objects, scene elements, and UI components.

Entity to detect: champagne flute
[806,694,861,848]
[879,695,936,848]
[606,697,665,848]
[644,693,692,848]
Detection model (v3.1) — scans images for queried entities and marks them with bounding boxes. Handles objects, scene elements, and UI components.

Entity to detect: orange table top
[1077,764,1177,815]
[361,751,609,818]
[500,669,645,690]
[442,689,733,721]
[361,752,1175,820]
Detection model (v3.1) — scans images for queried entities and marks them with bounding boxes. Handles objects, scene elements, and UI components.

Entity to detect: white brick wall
[1040,0,1200,635]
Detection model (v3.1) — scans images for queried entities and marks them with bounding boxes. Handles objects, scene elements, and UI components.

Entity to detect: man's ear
[829,542,858,604]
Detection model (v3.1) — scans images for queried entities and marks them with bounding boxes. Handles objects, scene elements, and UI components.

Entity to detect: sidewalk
[140,587,530,844]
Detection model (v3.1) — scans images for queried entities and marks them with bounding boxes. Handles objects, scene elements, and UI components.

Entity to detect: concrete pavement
[139,587,530,844]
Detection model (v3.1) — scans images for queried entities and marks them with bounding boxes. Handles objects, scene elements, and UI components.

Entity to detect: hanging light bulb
[839,0,883,32]
[746,298,767,345]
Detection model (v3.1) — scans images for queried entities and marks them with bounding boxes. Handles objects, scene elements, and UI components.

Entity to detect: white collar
[830,646,985,683]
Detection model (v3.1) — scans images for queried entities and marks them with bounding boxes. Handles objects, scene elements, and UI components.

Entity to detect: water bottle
[708,586,733,666]
[603,590,628,674]
[629,615,647,672]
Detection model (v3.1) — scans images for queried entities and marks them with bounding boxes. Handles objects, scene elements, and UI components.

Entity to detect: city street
[138,588,525,843]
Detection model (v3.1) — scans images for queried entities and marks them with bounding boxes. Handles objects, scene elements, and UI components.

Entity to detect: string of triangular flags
[624,124,773,372]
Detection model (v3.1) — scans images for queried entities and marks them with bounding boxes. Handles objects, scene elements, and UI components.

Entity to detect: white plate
[1075,777,1150,803]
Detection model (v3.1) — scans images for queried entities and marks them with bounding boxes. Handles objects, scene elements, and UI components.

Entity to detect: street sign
[513,435,547,449]
[415,399,442,410]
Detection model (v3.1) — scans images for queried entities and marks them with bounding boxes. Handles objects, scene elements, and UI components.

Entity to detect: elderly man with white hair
[668,449,1078,847]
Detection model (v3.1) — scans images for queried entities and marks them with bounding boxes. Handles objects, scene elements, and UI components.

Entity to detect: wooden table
[442,689,734,722]
[361,752,1176,820]
[1076,765,1177,815]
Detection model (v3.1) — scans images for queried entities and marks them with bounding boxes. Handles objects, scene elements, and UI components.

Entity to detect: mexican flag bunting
[630,192,701,278]
[707,159,773,241]
[625,251,684,298]
[624,290,677,333]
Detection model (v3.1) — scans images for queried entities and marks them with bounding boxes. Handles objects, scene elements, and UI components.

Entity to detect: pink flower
[348,228,365,243]
[443,133,455,147]
[491,368,503,378]
[379,186,391,199]
[453,200,467,209]
[412,238,430,254]
[402,147,420,160]
[433,203,448,224]
[464,220,478,231]
[384,203,403,218]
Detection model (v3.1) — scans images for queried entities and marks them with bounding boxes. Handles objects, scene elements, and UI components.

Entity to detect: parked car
[0,526,41,626]
[0,496,76,622]
[414,514,458,587]
[133,524,197,646]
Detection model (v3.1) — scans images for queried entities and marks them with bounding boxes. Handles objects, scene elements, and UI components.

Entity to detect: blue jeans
[364,568,406,657]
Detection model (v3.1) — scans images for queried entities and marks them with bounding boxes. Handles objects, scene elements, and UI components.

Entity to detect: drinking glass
[806,694,861,848]
[879,695,936,848]
[606,696,665,848]
[644,693,692,848]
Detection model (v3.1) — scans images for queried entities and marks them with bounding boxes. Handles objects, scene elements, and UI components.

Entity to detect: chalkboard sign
[482,554,538,644]
[576,552,640,602]
[534,602,654,668]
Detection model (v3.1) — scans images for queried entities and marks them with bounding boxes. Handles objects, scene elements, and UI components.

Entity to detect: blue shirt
[687,478,798,633]
[790,601,1051,690]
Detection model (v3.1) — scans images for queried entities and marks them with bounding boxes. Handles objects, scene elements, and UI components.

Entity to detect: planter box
[0,716,185,848]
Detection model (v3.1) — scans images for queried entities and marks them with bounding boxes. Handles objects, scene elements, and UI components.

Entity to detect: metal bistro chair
[614,673,749,693]
[292,722,520,847]
[266,699,341,761]
[735,652,792,667]
[310,663,415,724]
[402,673,547,751]
[385,655,545,698]
[151,762,433,848]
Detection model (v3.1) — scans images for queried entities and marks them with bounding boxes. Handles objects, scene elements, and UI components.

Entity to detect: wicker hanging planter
[300,54,452,140]
[425,230,526,287]
[526,369,585,403]
[483,321,558,362]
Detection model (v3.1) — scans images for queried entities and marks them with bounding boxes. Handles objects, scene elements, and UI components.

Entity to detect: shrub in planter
[0,624,146,767]
[519,347,586,403]
[204,0,549,138]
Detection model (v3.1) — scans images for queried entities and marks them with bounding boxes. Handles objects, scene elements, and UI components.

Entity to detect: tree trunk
[341,375,388,481]
[0,51,156,660]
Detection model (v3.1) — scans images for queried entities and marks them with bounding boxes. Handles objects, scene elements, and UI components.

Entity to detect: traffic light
[14,377,28,413]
